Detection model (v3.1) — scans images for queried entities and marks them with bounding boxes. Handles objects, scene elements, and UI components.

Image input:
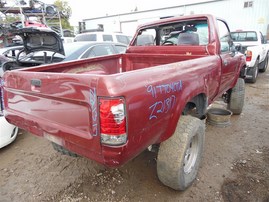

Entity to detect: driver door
[217,20,239,94]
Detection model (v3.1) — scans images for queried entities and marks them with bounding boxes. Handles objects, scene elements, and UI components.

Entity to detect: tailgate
[3,70,102,156]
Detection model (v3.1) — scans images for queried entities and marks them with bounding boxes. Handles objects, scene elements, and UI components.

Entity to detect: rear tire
[227,78,245,115]
[157,116,205,190]
[51,142,78,157]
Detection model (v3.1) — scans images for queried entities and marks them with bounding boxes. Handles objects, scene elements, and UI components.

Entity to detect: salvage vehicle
[2,14,246,190]
[231,30,269,83]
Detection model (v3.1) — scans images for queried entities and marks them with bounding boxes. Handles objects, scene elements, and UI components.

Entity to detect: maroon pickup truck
[2,14,246,190]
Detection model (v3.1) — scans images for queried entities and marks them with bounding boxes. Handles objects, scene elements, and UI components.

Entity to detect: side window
[102,34,113,42]
[196,24,209,45]
[116,35,130,45]
[82,45,115,58]
[135,28,156,46]
[114,45,127,53]
[217,20,231,53]
[159,20,208,46]
[75,34,96,42]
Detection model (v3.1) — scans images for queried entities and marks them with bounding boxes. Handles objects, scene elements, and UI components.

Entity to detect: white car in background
[0,55,19,149]
[0,114,18,149]
[0,78,18,149]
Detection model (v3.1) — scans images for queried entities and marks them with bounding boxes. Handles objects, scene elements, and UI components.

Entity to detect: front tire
[227,78,245,115]
[157,116,205,190]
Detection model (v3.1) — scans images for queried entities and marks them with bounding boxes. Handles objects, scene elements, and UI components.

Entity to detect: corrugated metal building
[82,0,269,39]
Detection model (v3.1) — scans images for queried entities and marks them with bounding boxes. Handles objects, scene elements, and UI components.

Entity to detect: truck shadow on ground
[49,150,186,201]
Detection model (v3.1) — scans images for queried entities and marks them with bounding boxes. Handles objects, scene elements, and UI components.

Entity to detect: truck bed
[14,46,208,74]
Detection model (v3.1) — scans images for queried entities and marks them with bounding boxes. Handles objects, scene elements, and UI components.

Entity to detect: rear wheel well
[182,94,207,119]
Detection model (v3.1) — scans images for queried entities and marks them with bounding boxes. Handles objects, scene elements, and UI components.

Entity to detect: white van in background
[62,37,74,43]
[74,32,131,45]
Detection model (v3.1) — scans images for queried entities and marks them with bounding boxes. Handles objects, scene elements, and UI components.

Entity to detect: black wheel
[259,52,268,73]
[157,116,205,190]
[51,142,78,157]
[246,59,259,83]
[227,78,245,115]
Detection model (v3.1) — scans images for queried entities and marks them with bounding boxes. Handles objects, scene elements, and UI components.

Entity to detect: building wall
[83,0,269,38]
[188,0,269,34]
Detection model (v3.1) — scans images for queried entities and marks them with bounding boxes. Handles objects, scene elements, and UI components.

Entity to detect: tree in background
[53,0,72,31]
[0,15,20,24]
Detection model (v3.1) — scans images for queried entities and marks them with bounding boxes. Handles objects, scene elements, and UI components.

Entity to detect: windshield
[135,19,209,46]
[231,31,258,42]
[74,34,96,42]
[63,43,89,57]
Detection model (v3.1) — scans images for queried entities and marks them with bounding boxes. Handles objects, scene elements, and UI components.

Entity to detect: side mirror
[229,43,241,57]
[234,43,242,52]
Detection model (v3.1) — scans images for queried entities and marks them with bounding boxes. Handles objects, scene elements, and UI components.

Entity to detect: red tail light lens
[99,98,127,146]
[245,50,252,62]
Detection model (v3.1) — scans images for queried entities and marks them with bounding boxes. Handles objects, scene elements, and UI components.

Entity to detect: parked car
[0,53,20,149]
[231,30,269,83]
[0,74,18,148]
[0,105,19,149]
[74,32,130,45]
[62,41,127,61]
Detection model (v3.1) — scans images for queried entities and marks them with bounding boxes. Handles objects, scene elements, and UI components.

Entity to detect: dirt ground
[0,70,268,202]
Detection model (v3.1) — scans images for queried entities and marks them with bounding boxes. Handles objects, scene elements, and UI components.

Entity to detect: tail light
[99,98,127,146]
[245,50,252,62]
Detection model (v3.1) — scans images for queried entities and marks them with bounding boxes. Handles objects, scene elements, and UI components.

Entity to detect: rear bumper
[4,111,132,167]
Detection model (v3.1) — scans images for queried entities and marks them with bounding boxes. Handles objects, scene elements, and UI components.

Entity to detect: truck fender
[182,93,208,119]
[159,92,208,143]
